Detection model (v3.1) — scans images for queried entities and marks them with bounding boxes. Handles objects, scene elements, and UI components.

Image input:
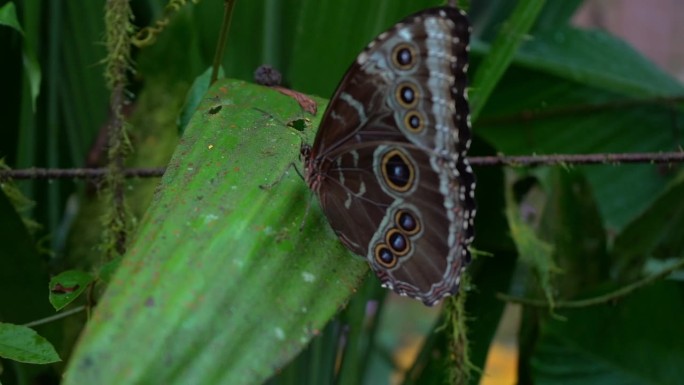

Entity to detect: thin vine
[132,0,201,47]
[498,256,684,309]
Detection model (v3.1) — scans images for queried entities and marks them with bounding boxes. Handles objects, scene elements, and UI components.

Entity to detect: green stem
[498,257,684,308]
[23,306,85,328]
[211,0,236,84]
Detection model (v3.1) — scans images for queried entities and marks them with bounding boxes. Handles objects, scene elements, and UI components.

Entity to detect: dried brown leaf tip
[273,86,318,115]
[254,65,318,115]
[51,283,80,294]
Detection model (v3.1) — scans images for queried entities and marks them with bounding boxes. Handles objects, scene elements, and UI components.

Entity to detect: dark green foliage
[1,0,683,384]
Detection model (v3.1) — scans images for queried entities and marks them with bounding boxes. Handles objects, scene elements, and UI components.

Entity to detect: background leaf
[177,66,225,133]
[531,282,684,385]
[0,323,60,364]
[469,0,545,118]
[0,2,23,34]
[612,172,684,280]
[48,270,94,311]
[0,189,53,325]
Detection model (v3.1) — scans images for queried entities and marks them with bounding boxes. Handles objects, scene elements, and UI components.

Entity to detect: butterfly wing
[307,7,474,305]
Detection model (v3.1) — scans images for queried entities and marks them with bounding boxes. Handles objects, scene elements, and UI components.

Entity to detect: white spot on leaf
[204,214,219,224]
[301,272,316,283]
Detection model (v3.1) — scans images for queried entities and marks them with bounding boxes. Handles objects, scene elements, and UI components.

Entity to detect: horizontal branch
[0,167,165,180]
[1,151,683,180]
[468,150,684,166]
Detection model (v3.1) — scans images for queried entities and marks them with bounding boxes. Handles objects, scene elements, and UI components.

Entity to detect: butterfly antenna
[253,107,287,126]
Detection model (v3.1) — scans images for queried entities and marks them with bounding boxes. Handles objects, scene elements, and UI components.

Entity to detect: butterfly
[301,6,475,306]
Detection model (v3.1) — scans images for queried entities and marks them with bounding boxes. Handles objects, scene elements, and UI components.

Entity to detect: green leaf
[516,26,683,97]
[286,0,444,96]
[538,169,609,298]
[0,323,61,364]
[64,79,368,385]
[474,13,684,231]
[612,170,684,279]
[334,279,387,385]
[477,64,684,232]
[532,0,584,33]
[97,256,122,284]
[48,270,94,311]
[0,189,53,325]
[505,172,558,306]
[0,1,42,113]
[22,50,41,112]
[470,0,546,119]
[0,2,23,34]
[178,66,225,133]
[532,281,684,385]
[58,0,108,160]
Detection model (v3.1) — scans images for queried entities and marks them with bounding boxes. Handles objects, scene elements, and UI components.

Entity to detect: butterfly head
[300,143,312,162]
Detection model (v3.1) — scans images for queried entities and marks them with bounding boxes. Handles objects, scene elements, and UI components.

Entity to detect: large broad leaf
[611,171,684,279]
[523,160,684,385]
[63,79,368,385]
[477,25,684,230]
[515,26,682,96]
[531,281,684,385]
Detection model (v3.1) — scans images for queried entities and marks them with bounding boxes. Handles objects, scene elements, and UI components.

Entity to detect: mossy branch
[445,277,478,385]
[103,0,135,258]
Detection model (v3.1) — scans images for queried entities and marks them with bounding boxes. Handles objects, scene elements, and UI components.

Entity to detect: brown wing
[309,7,474,305]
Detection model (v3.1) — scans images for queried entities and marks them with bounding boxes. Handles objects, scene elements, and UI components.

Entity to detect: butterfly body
[303,7,475,306]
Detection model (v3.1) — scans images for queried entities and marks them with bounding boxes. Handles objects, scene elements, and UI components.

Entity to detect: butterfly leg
[258,162,305,190]
[258,162,314,232]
